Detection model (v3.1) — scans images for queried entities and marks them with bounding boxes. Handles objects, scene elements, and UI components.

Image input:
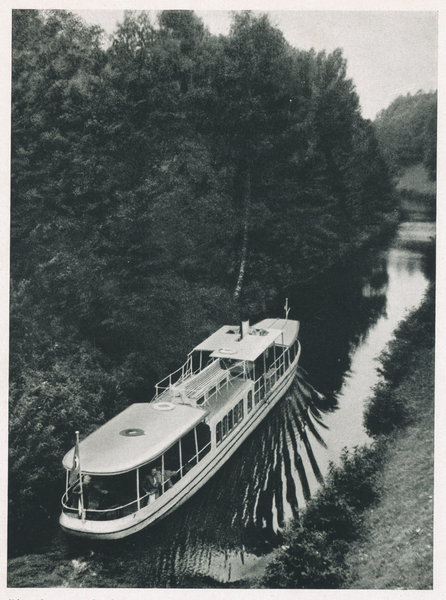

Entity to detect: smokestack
[241,320,250,339]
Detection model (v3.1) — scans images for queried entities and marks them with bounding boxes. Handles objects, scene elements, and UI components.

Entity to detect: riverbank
[261,282,435,589]
[343,347,434,588]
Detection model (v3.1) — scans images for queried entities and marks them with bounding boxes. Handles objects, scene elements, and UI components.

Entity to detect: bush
[262,443,386,588]
[364,283,434,438]
[363,383,411,438]
[264,529,347,588]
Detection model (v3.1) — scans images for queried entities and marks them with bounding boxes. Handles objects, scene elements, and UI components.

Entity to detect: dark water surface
[9,222,434,588]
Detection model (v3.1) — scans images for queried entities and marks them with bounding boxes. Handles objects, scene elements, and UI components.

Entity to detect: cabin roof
[192,325,241,352]
[62,403,207,475]
[193,324,285,362]
[255,318,300,348]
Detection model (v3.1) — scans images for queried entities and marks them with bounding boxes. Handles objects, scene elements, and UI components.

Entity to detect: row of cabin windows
[213,340,299,446]
[216,397,245,445]
[214,340,300,443]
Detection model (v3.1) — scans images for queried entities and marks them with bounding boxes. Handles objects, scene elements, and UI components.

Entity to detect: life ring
[152,402,175,411]
[219,348,237,354]
[120,428,145,436]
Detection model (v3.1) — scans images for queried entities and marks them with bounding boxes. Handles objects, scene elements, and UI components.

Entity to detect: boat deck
[200,376,250,420]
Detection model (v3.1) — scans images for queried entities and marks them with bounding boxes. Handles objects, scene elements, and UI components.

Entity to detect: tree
[373,90,437,178]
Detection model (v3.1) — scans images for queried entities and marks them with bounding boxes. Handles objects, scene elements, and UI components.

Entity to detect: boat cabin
[62,402,212,520]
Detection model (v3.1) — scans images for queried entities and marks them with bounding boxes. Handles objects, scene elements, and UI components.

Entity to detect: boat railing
[254,339,300,402]
[62,490,142,520]
[61,439,213,521]
[61,482,175,520]
[153,357,193,399]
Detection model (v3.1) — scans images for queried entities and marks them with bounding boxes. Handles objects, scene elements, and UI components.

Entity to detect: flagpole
[75,431,86,522]
[284,298,290,322]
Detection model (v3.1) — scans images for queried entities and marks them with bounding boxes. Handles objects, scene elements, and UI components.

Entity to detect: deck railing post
[162,454,165,494]
[194,427,199,464]
[136,468,141,511]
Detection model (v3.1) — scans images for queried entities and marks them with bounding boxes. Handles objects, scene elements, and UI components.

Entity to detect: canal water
[10,222,435,588]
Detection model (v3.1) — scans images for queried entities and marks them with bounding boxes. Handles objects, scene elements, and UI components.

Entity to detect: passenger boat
[60,311,301,539]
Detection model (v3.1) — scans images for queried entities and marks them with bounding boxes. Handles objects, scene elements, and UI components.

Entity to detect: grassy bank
[261,283,435,589]
[343,347,434,588]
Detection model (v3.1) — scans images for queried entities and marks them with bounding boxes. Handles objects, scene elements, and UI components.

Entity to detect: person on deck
[72,475,109,516]
[142,468,162,499]
[142,467,175,500]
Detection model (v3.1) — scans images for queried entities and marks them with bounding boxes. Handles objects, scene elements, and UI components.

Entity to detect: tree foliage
[373,90,437,180]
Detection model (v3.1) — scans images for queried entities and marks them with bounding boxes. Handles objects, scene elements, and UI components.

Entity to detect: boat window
[190,351,202,374]
[70,472,138,520]
[88,475,123,510]
[234,399,244,424]
[265,344,276,371]
[208,385,217,399]
[247,390,253,411]
[139,459,177,500]
[275,345,285,359]
[215,397,247,446]
[239,399,244,420]
[196,422,211,459]
[220,358,235,370]
[164,441,181,477]
[254,355,265,378]
[181,429,197,473]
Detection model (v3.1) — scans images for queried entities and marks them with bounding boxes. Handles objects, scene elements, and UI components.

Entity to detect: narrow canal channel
[11,222,435,588]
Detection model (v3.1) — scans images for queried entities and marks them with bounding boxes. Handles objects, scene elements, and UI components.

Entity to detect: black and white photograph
[4,1,442,595]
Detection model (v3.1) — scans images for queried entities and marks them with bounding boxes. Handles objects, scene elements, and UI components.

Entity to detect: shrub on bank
[363,382,411,437]
[364,283,435,438]
[262,442,387,588]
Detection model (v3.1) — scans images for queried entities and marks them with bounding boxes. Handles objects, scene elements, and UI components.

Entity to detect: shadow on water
[278,246,389,403]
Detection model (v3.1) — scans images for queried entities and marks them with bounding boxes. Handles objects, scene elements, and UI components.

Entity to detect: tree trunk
[233,168,251,301]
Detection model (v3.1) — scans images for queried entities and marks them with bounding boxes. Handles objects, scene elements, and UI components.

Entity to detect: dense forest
[373,90,437,222]
[10,9,398,552]
[373,90,437,180]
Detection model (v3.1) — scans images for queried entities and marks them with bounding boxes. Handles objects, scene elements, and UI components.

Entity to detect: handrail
[252,339,299,401]
[153,357,193,399]
[61,440,213,519]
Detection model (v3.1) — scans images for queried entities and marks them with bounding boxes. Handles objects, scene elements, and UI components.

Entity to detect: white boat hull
[60,349,300,540]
